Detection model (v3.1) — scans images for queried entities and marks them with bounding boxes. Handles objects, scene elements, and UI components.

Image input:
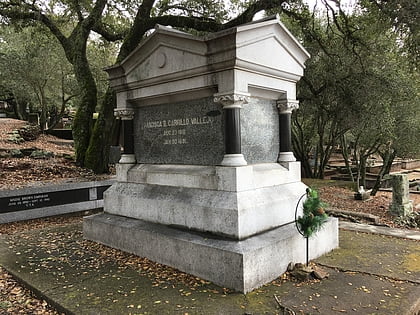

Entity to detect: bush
[19,124,41,141]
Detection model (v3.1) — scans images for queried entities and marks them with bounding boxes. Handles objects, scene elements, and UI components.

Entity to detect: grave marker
[389,173,413,216]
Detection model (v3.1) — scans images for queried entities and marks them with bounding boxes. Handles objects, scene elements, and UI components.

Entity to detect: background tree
[289,2,419,191]
[0,25,78,130]
[287,5,365,178]
[366,0,420,66]
[0,0,108,165]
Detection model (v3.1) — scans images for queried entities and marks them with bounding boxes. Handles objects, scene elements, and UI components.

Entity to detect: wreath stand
[295,189,310,266]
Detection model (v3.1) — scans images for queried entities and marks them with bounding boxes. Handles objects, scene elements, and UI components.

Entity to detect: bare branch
[92,21,128,41]
[0,2,69,51]
[148,15,221,32]
[222,0,287,29]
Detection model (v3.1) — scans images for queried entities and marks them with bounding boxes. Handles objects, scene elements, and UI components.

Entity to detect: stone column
[214,92,249,166]
[389,174,413,216]
[276,98,299,163]
[114,108,136,164]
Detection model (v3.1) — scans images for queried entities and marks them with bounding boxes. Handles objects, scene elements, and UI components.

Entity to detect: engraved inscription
[0,187,93,214]
[143,116,214,145]
[7,194,51,208]
[135,97,225,165]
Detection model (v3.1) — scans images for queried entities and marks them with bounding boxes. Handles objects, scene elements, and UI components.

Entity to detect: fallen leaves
[358,285,371,294]
[0,212,89,235]
[0,119,113,191]
[0,266,62,314]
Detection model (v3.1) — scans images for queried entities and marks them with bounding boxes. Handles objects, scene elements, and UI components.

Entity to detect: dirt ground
[0,118,419,314]
[0,118,112,190]
[319,186,420,228]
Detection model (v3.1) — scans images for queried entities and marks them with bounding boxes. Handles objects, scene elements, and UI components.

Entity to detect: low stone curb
[339,221,420,241]
[327,208,379,223]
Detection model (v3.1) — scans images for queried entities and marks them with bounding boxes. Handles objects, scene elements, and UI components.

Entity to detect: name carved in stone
[143,116,215,146]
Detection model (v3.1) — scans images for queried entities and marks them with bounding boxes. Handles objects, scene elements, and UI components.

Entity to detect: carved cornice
[114,108,135,120]
[276,99,299,113]
[213,92,250,109]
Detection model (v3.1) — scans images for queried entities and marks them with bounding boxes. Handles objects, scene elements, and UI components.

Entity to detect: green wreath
[297,188,329,238]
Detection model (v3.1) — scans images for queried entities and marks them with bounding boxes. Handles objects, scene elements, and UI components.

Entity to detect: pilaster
[277,98,299,165]
[214,92,250,166]
[114,108,136,164]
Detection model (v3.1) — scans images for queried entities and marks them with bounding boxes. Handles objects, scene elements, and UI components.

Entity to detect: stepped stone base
[106,163,307,240]
[84,213,338,293]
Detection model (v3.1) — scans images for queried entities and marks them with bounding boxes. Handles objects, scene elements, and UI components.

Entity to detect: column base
[221,154,247,167]
[277,151,296,163]
[119,154,136,164]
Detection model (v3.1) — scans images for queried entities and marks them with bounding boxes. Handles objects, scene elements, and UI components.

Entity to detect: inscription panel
[0,189,89,213]
[135,97,224,165]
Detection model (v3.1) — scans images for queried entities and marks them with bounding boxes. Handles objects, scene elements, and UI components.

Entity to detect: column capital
[276,99,299,114]
[114,108,135,120]
[214,91,250,109]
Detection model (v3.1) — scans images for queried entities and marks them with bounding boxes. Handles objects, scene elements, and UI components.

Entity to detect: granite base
[83,213,338,293]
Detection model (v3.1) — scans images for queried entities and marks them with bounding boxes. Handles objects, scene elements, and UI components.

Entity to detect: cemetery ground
[0,118,419,314]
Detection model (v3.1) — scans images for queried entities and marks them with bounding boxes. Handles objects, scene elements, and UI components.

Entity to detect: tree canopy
[0,25,78,129]
[289,1,419,191]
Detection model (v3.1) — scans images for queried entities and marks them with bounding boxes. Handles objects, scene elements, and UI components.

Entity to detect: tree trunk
[71,52,98,166]
[359,154,367,188]
[341,134,355,182]
[370,149,396,196]
[10,94,27,120]
[40,88,47,131]
[292,118,314,178]
[84,89,116,172]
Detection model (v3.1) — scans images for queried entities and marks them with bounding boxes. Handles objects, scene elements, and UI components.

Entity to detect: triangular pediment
[234,17,310,77]
[236,34,306,77]
[109,26,208,86]
[105,16,310,100]
[125,43,208,84]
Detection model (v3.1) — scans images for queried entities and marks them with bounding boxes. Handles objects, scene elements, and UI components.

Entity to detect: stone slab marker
[389,174,413,216]
[83,16,339,293]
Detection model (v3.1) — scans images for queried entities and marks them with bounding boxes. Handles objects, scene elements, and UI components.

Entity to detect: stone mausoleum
[84,16,338,293]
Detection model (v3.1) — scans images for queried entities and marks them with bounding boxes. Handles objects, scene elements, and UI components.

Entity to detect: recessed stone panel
[134,97,224,165]
[241,98,279,164]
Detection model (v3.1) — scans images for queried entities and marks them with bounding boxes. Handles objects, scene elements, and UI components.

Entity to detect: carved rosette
[276,99,299,114]
[214,92,250,109]
[114,108,135,120]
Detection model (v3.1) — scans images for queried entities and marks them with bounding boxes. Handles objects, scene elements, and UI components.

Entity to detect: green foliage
[288,3,420,181]
[156,0,228,22]
[297,188,328,238]
[363,0,420,66]
[0,24,78,128]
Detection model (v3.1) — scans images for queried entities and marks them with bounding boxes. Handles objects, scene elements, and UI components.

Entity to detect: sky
[252,0,357,21]
[304,0,357,12]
